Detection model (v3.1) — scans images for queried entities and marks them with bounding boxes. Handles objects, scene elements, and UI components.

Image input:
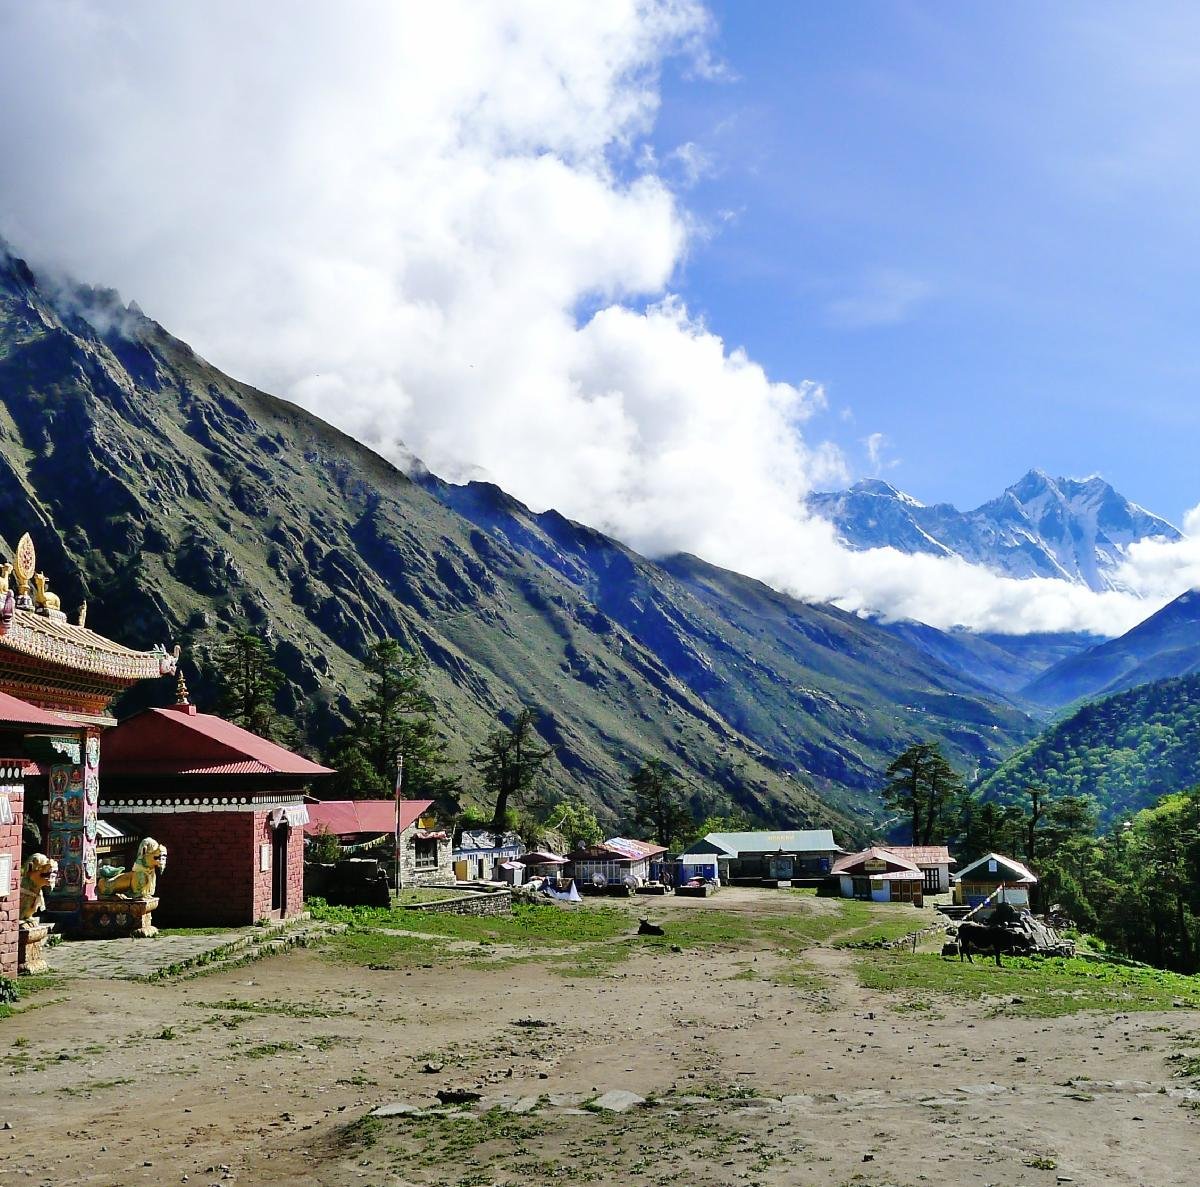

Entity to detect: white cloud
[0,2,1182,638]
[862,431,898,474]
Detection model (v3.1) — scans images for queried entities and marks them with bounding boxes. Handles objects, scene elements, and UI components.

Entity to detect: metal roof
[885,844,954,867]
[305,799,432,838]
[955,852,1037,884]
[832,846,922,876]
[691,829,843,857]
[103,704,334,778]
[0,688,77,733]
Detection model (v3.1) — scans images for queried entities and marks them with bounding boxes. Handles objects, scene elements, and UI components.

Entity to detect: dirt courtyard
[0,888,1196,1187]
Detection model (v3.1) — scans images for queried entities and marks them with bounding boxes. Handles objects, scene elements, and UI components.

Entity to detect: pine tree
[328,640,458,806]
[471,708,553,838]
[882,742,964,845]
[626,758,692,848]
[214,629,287,741]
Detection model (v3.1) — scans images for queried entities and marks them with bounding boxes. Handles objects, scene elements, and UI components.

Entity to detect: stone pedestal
[78,896,160,939]
[18,921,53,975]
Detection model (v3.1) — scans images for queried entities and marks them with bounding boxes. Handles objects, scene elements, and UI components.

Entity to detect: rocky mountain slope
[0,244,1037,832]
[1023,589,1200,709]
[807,471,1178,593]
[977,673,1200,825]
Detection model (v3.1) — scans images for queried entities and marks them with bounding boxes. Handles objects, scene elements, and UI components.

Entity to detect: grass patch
[157,926,237,937]
[197,997,341,1019]
[311,900,631,947]
[857,950,1200,1016]
[0,975,63,1021]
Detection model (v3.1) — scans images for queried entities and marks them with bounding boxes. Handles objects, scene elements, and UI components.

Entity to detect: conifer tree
[626,758,692,848]
[215,629,286,741]
[471,708,553,838]
[882,742,964,845]
[329,640,457,806]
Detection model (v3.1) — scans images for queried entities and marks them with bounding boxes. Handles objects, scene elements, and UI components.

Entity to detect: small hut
[952,853,1037,910]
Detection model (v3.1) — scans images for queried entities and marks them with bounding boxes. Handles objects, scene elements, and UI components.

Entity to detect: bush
[0,977,19,1006]
[307,825,343,864]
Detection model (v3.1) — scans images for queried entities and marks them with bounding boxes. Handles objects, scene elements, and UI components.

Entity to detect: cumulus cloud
[0,2,1183,637]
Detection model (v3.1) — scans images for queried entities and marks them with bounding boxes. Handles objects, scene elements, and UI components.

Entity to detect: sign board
[863,858,888,872]
[260,843,272,873]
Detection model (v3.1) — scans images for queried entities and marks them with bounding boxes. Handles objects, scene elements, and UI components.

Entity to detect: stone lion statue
[97,837,167,900]
[19,853,58,922]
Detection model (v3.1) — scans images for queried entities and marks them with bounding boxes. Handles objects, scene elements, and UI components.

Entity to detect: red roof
[831,846,922,876]
[0,689,76,733]
[569,837,668,862]
[103,704,334,778]
[305,799,431,839]
[885,845,954,868]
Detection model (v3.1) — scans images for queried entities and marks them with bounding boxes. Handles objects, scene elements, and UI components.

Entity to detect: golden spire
[175,670,190,706]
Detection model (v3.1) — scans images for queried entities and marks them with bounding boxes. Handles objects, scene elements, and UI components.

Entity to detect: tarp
[541,879,582,903]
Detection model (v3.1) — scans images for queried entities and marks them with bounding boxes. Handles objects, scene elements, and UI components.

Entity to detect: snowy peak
[806,471,1180,594]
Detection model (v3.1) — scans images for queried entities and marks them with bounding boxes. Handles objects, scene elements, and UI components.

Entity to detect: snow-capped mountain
[806,471,1180,593]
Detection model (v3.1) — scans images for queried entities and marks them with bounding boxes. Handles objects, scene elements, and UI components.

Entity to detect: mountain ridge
[0,242,1038,833]
[1023,588,1200,709]
[807,470,1179,593]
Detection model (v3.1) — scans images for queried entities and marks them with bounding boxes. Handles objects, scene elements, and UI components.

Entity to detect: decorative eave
[0,609,177,720]
[0,532,177,722]
[99,791,308,815]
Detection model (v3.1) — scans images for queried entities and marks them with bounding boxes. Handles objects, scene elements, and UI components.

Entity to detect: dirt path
[0,891,1195,1186]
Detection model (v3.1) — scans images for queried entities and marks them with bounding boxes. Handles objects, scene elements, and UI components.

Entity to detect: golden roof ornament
[175,670,190,706]
[12,533,35,602]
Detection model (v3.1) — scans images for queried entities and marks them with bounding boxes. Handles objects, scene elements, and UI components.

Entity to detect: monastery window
[414,837,439,869]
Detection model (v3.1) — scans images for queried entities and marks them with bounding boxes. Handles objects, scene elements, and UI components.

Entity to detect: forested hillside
[0,243,1038,832]
[977,674,1200,824]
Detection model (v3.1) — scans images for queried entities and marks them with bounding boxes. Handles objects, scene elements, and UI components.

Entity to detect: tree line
[212,629,743,853]
[884,739,1200,974]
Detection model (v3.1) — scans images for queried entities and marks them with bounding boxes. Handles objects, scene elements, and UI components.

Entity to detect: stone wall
[397,823,453,887]
[405,889,513,917]
[0,778,23,978]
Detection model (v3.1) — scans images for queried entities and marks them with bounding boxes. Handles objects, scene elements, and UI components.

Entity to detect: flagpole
[394,750,404,897]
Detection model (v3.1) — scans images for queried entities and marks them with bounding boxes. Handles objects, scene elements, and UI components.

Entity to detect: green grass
[315,895,929,980]
[0,975,63,1021]
[857,950,1200,1016]
[196,997,342,1019]
[311,900,632,947]
[157,926,238,937]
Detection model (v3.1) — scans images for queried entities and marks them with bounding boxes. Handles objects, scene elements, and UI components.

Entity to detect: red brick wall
[0,784,22,978]
[248,811,304,923]
[121,810,306,928]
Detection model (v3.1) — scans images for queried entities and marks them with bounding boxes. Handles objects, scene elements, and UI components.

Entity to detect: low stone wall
[404,889,513,917]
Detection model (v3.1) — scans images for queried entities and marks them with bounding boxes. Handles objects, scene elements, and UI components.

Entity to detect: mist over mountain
[807,472,1180,594]
[0,243,1041,833]
[1023,588,1200,709]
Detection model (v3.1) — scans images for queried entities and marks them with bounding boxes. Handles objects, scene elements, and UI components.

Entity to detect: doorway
[272,823,289,914]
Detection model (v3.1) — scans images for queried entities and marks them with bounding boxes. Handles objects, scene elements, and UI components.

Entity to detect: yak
[950,920,1032,966]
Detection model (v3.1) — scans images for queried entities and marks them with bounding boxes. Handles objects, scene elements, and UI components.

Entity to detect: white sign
[0,853,11,898]
[260,843,272,873]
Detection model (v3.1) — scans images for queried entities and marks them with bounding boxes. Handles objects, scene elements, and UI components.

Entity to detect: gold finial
[175,670,190,706]
[12,533,35,598]
[76,600,87,628]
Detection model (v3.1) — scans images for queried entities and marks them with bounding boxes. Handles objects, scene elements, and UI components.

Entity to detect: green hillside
[0,244,1036,833]
[977,674,1200,823]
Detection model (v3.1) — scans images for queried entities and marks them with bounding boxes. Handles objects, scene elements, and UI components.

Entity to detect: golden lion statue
[19,853,58,922]
[31,572,60,613]
[97,837,167,900]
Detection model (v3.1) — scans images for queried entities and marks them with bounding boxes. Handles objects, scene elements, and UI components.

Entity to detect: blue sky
[5,1,1199,634]
[649,3,1200,521]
